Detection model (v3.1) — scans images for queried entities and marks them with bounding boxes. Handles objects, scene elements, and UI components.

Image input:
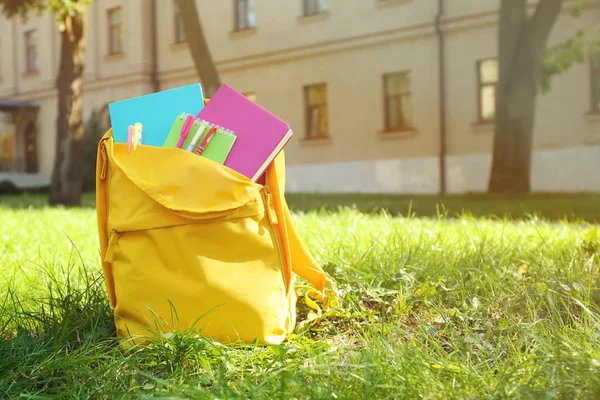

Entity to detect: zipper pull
[100,140,108,180]
[264,189,278,225]
[104,230,121,263]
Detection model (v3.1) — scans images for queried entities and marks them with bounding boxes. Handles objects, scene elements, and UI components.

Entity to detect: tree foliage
[541,0,600,92]
[0,0,90,27]
[0,0,92,206]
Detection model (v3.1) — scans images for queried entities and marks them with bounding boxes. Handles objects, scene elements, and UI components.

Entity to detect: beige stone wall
[0,0,599,192]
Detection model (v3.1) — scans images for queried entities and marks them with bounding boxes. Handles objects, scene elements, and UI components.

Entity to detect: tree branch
[498,0,528,82]
[528,0,565,51]
[175,0,221,97]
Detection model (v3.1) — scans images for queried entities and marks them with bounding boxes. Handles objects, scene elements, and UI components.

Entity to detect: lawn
[1,194,600,398]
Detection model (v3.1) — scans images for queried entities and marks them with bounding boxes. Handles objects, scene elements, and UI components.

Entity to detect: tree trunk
[488,0,564,193]
[175,0,221,97]
[48,13,86,206]
[49,30,72,205]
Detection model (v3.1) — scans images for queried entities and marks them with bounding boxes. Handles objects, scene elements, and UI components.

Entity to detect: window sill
[105,52,125,61]
[170,41,188,51]
[376,0,414,9]
[22,70,40,78]
[379,128,416,139]
[300,136,331,146]
[584,111,600,123]
[229,27,257,39]
[298,12,329,24]
[471,121,494,133]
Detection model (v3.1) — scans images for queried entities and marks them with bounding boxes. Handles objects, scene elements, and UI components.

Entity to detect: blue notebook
[108,83,205,147]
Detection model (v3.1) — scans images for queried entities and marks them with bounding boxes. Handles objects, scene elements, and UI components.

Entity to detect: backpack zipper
[104,230,122,263]
[263,187,278,225]
[261,187,290,291]
[100,139,109,180]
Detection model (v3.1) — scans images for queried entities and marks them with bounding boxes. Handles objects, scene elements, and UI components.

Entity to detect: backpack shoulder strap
[265,151,330,292]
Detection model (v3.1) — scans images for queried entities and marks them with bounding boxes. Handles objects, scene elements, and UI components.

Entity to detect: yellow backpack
[95,124,333,347]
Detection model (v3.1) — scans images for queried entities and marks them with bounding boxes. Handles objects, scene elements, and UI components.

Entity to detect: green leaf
[541,26,600,93]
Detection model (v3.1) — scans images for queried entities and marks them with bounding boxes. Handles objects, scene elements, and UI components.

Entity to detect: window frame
[303,83,329,139]
[174,3,186,43]
[107,7,123,55]
[24,29,38,73]
[476,57,498,124]
[591,55,600,114]
[234,0,255,31]
[303,0,326,17]
[382,70,413,132]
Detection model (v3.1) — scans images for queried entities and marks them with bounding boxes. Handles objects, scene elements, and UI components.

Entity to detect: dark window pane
[309,108,319,136]
[387,96,399,129]
[386,73,409,96]
[384,72,412,129]
[594,74,600,110]
[401,93,412,127]
[305,84,328,137]
[319,104,328,135]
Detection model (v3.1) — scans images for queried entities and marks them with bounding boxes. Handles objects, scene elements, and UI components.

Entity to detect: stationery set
[108,83,293,182]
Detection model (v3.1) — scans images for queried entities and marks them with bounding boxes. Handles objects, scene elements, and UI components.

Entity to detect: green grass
[1,194,600,398]
[4,191,600,222]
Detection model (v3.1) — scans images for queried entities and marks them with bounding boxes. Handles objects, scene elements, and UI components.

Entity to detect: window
[383,71,413,131]
[107,7,123,54]
[24,30,38,72]
[304,83,328,138]
[0,132,13,166]
[477,58,498,122]
[174,2,186,43]
[304,0,327,16]
[234,0,255,31]
[244,92,257,102]
[592,52,600,113]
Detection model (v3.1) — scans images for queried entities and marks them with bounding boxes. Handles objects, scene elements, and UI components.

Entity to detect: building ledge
[298,12,329,24]
[376,0,414,9]
[229,27,257,39]
[582,112,600,144]
[584,111,600,123]
[300,136,332,146]
[0,172,49,189]
[104,52,126,62]
[378,128,417,139]
[170,41,188,51]
[21,70,40,79]
[471,121,494,133]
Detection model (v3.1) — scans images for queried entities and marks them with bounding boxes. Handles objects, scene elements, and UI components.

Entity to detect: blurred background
[0,0,598,210]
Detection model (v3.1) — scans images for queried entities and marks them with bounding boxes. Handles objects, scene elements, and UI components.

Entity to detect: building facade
[0,0,599,192]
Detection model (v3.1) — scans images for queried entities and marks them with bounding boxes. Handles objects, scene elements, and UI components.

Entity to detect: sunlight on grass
[1,202,600,398]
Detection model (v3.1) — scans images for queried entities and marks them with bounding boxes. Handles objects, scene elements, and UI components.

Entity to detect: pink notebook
[198,84,293,181]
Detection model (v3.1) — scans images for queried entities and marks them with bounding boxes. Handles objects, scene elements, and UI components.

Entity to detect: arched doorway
[24,122,38,173]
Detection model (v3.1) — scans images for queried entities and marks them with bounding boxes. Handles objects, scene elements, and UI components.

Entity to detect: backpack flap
[97,128,266,294]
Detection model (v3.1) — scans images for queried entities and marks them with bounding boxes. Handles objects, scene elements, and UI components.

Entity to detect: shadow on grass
[285,192,600,223]
[0,192,97,209]
[2,191,600,223]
